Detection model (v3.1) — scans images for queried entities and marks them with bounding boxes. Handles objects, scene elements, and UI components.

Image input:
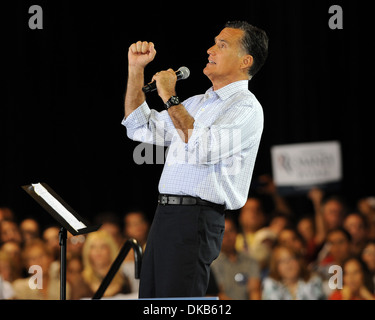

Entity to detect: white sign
[271,141,342,193]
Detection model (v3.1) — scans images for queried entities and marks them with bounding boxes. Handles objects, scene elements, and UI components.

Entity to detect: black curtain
[3,0,374,225]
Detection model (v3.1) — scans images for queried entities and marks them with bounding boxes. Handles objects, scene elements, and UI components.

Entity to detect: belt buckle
[159,195,168,206]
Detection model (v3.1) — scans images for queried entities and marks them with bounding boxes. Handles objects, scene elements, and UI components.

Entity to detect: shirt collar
[206,80,249,101]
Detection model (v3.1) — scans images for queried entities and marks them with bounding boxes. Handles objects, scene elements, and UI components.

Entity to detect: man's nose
[207,45,216,55]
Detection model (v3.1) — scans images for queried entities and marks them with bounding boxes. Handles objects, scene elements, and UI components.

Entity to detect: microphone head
[178,66,190,80]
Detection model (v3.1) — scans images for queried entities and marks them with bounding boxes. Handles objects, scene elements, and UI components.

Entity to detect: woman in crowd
[262,245,325,300]
[329,256,374,300]
[361,240,375,293]
[82,230,131,297]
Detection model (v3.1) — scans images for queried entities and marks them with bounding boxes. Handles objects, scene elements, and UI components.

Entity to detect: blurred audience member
[42,226,60,262]
[1,241,24,280]
[308,189,347,247]
[13,239,69,299]
[123,210,149,251]
[357,196,375,240]
[236,197,266,255]
[319,228,351,267]
[0,250,16,283]
[267,212,290,236]
[329,256,375,300]
[312,228,351,297]
[0,250,16,299]
[94,211,124,247]
[361,240,375,293]
[0,207,15,223]
[82,230,130,297]
[277,228,306,259]
[343,212,369,256]
[66,255,93,299]
[19,218,40,245]
[122,210,150,294]
[211,216,261,300]
[0,276,14,299]
[250,212,289,280]
[250,228,277,281]
[0,219,22,245]
[297,215,319,263]
[67,232,86,260]
[262,245,325,300]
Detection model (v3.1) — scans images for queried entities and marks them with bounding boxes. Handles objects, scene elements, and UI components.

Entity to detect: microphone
[142,66,190,93]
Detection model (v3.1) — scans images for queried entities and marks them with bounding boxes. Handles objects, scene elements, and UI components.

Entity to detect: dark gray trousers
[138,204,225,298]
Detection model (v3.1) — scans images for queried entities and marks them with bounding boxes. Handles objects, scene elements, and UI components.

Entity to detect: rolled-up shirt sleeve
[121,101,177,147]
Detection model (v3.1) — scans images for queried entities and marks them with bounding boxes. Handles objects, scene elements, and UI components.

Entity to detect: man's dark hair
[225,21,269,78]
[326,227,352,243]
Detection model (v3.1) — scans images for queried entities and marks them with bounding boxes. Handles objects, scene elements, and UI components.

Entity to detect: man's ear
[240,54,254,73]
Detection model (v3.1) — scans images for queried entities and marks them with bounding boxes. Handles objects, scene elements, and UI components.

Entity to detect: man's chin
[203,66,211,77]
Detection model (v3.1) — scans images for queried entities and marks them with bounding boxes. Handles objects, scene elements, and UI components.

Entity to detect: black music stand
[22,182,101,300]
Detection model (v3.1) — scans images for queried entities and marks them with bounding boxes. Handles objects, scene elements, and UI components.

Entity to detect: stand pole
[92,239,142,299]
[59,227,67,300]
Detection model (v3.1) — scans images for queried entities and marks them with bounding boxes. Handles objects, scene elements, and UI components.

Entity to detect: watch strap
[164,96,180,110]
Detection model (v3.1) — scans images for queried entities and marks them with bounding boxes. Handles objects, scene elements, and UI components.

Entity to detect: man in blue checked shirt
[122,21,269,298]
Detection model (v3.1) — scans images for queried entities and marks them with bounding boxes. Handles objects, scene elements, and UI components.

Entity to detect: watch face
[171,96,180,105]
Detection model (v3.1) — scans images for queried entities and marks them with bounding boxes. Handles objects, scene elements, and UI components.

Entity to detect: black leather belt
[158,194,225,212]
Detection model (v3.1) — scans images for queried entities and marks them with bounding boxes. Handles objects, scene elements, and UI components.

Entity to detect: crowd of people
[1,175,375,300]
[210,175,375,300]
[0,208,149,299]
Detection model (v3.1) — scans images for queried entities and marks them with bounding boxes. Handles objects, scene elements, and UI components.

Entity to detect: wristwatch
[164,96,180,110]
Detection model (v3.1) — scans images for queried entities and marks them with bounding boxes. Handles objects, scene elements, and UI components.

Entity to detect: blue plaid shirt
[122,80,263,210]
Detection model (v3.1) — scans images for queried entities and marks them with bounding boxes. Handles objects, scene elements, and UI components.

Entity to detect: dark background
[2,0,374,228]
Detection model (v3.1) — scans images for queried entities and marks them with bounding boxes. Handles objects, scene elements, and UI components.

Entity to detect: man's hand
[128,41,157,69]
[152,69,177,103]
[124,41,156,118]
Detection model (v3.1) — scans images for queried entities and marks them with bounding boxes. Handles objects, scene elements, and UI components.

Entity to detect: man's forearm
[167,105,195,143]
[151,69,195,143]
[124,67,146,118]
